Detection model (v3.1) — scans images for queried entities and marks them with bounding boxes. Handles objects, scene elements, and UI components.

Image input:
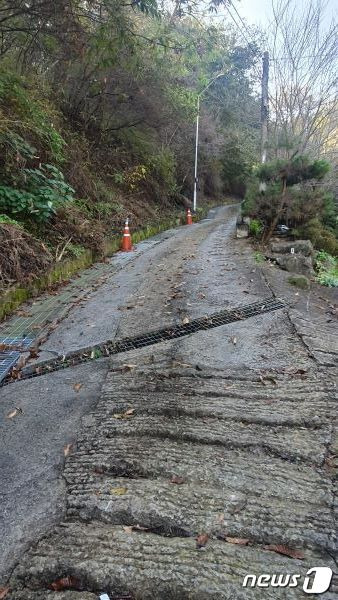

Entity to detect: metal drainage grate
[2,298,284,386]
[0,338,34,383]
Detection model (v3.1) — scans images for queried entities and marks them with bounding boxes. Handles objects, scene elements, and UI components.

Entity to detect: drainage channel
[1,298,285,386]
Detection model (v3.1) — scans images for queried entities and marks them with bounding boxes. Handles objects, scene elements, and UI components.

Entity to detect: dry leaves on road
[110,487,127,495]
[224,537,249,546]
[73,382,83,392]
[263,545,304,560]
[123,524,149,534]
[6,407,23,419]
[259,375,277,386]
[63,443,73,457]
[50,576,80,591]
[121,363,137,372]
[170,475,185,485]
[196,533,209,549]
[113,407,135,419]
[28,348,39,360]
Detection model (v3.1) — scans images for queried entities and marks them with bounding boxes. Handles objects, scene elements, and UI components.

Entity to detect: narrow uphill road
[1,204,337,599]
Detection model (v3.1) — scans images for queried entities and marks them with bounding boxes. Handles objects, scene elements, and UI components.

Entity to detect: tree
[268,0,337,160]
[244,155,331,244]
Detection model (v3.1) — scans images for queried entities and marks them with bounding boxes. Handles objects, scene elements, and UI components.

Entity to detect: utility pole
[193,95,200,213]
[261,51,269,163]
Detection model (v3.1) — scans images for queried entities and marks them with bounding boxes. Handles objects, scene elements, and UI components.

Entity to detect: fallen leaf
[50,576,80,591]
[196,533,209,549]
[110,487,127,495]
[132,523,149,531]
[225,537,249,545]
[170,475,185,485]
[63,443,73,457]
[113,407,136,419]
[265,376,277,385]
[10,368,22,380]
[48,319,59,332]
[0,587,10,599]
[259,375,277,386]
[6,407,23,419]
[123,526,134,534]
[93,466,105,475]
[231,336,237,345]
[122,363,136,371]
[124,408,135,416]
[263,545,304,560]
[294,368,307,375]
[29,348,39,359]
[16,310,31,317]
[73,383,83,392]
[182,317,190,325]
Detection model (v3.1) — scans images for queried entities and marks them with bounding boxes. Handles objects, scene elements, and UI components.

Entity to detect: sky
[237,0,336,31]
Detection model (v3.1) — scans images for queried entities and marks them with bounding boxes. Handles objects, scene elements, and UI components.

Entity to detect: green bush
[295,218,338,256]
[314,250,338,287]
[0,69,65,163]
[0,164,74,222]
[249,218,263,237]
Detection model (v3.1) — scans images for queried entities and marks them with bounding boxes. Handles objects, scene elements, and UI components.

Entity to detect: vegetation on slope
[0,0,262,288]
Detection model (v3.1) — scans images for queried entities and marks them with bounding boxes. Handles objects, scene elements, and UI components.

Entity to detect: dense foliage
[0,0,261,242]
[243,156,337,253]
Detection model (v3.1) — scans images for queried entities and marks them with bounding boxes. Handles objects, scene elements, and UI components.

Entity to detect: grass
[254,251,265,264]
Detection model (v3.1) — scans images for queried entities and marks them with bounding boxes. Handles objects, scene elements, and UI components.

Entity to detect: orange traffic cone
[120,218,133,251]
[186,208,193,225]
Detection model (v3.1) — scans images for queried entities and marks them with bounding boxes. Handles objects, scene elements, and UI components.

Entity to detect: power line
[224,2,264,86]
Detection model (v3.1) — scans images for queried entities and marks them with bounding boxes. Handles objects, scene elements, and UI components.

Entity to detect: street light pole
[192,72,226,212]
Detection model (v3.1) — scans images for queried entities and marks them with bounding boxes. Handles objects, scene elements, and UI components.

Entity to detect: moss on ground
[287,275,310,290]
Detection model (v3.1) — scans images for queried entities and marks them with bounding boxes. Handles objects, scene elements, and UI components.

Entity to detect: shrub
[0,69,65,165]
[0,164,74,222]
[254,251,265,263]
[249,219,263,237]
[295,219,338,256]
[314,250,338,287]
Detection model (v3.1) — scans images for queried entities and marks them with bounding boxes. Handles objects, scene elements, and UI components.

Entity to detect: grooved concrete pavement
[1,204,337,598]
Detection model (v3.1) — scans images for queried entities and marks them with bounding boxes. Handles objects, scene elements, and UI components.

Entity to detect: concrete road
[1,204,337,598]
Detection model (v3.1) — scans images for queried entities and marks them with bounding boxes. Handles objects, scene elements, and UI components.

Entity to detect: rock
[275,255,314,277]
[287,275,311,290]
[236,223,249,238]
[270,240,314,257]
[236,216,249,238]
